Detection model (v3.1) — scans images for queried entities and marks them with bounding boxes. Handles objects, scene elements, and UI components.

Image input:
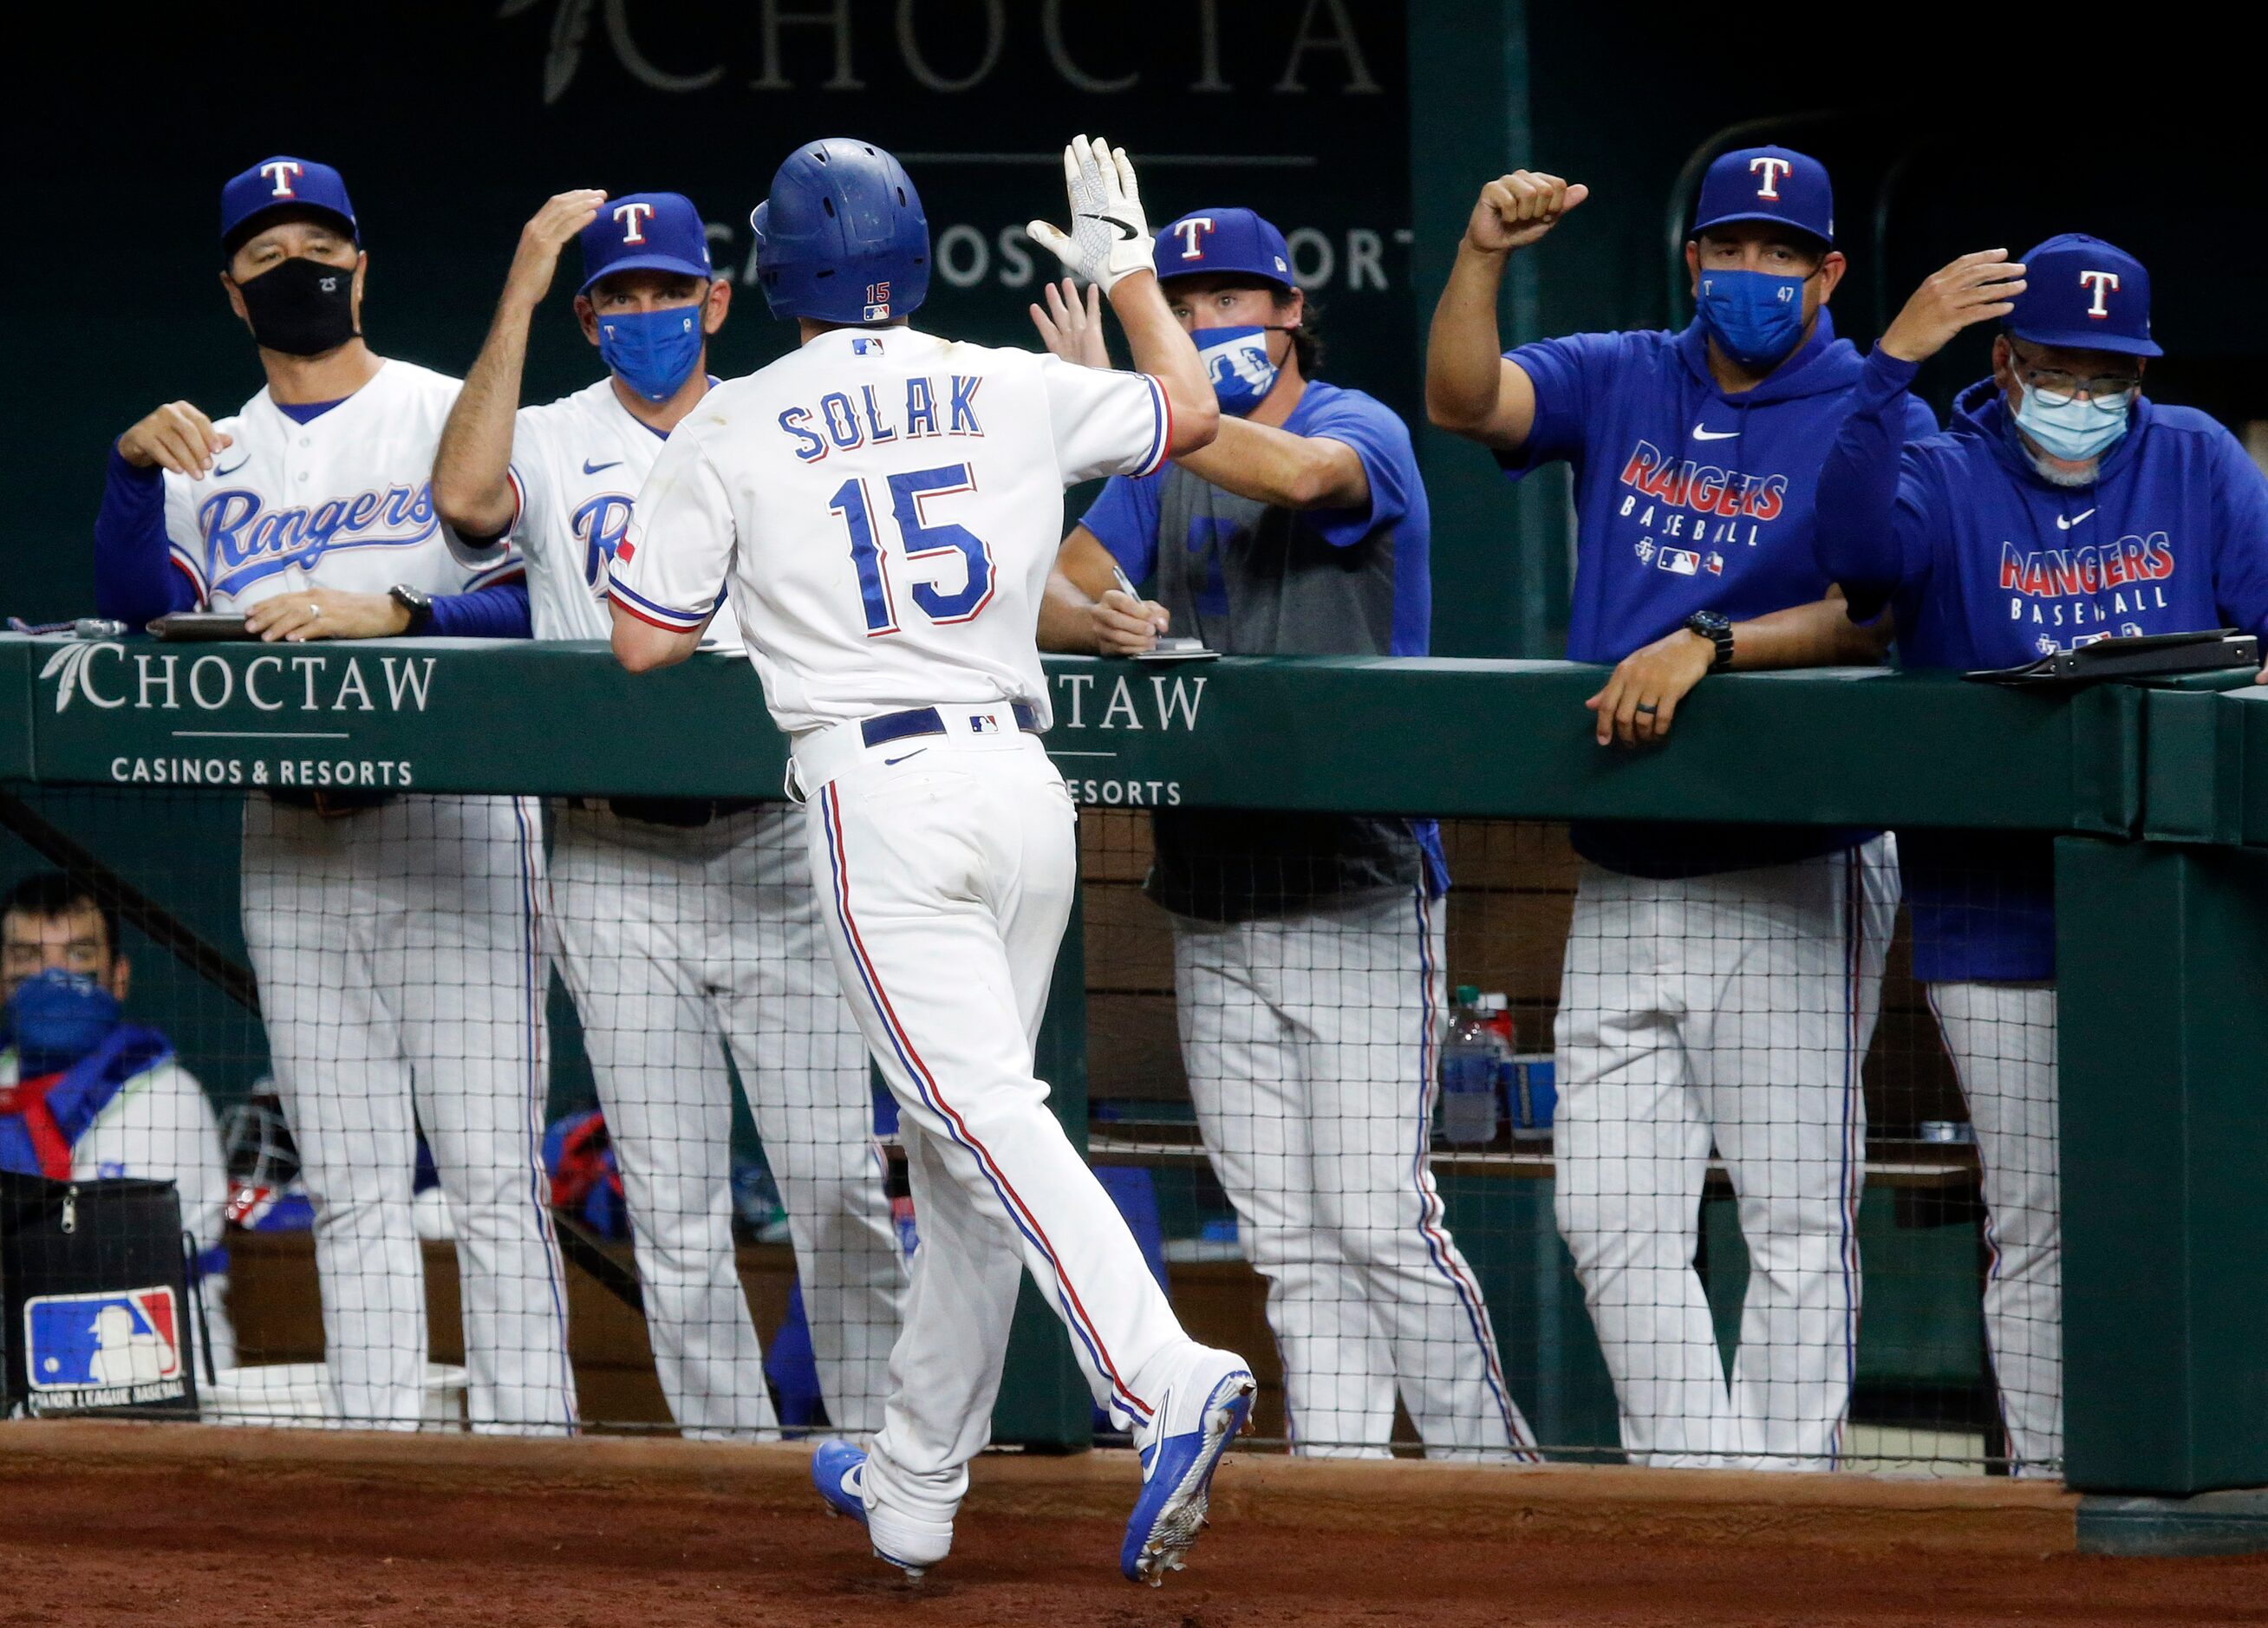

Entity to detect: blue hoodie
[1815,347,2268,980]
[1500,309,1937,876]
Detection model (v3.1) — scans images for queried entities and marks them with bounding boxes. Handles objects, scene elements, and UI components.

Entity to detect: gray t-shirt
[1078,381,1443,921]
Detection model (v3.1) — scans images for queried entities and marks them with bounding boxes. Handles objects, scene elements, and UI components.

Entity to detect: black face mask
[235,255,359,356]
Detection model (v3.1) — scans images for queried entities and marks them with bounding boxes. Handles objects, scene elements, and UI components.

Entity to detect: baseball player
[90,157,573,1432]
[1815,235,2268,1475]
[609,134,1253,1586]
[1032,209,1534,1462]
[431,187,903,1438]
[1424,147,1934,1470]
[1,872,237,1369]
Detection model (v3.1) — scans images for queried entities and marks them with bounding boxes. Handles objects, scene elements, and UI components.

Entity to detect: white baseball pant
[1926,980,2060,1476]
[550,801,902,1437]
[799,722,1194,1527]
[240,793,575,1432]
[1554,837,1896,1470]
[1172,888,1535,1460]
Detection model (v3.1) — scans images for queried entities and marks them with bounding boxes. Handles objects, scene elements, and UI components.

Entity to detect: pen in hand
[1108,563,1169,641]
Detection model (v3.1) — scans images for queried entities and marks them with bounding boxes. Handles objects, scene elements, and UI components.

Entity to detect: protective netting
[1082,811,2053,1476]
[0,785,2056,1475]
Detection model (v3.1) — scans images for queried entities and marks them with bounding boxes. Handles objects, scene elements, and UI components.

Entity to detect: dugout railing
[1,632,2263,1496]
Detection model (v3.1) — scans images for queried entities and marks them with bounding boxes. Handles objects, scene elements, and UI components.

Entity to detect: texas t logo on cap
[2006,234,2161,357]
[219,156,358,252]
[575,192,713,296]
[1151,207,1294,290]
[1691,145,1833,245]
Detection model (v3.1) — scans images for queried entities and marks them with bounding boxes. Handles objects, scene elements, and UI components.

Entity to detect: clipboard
[1965,628,2258,687]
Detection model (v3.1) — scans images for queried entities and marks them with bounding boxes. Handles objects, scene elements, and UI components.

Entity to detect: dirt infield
[3,1425,2265,1626]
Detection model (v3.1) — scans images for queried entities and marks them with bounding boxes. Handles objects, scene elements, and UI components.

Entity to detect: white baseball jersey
[608,329,1167,733]
[0,1046,229,1256]
[160,359,522,612]
[507,377,741,650]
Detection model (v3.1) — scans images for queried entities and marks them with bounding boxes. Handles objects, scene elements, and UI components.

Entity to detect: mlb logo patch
[1656,548,1700,576]
[864,282,892,323]
[23,1287,181,1391]
[968,713,1000,734]
[852,336,884,356]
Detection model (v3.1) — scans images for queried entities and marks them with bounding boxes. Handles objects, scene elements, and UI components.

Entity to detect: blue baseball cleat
[811,1440,951,1579]
[1121,1345,1256,1586]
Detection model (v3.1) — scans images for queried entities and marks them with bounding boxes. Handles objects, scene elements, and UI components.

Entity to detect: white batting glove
[1026,135,1153,292]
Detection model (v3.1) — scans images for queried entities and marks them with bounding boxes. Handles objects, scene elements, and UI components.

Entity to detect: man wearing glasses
[1815,233,2268,1475]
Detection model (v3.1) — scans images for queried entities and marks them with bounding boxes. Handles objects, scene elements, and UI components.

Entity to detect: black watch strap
[389,583,434,635]
[1685,611,1735,673]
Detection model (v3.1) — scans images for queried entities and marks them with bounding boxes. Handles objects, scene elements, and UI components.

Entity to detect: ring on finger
[1634,700,1659,715]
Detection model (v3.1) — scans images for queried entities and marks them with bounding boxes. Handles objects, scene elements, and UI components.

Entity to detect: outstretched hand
[1030,277,1110,368]
[1026,136,1155,293]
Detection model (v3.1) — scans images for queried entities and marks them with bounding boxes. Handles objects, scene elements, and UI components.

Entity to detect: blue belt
[860,701,1041,748]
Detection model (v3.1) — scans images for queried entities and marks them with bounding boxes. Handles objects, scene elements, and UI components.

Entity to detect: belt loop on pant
[858,701,1040,749]
[794,700,1043,793]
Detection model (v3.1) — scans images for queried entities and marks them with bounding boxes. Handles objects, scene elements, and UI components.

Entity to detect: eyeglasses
[2008,346,2141,409]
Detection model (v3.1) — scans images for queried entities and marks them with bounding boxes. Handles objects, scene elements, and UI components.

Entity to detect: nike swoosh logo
[212,459,249,477]
[583,458,623,475]
[1691,425,1738,441]
[2056,508,2096,530]
[883,749,928,766]
[1078,212,1142,242]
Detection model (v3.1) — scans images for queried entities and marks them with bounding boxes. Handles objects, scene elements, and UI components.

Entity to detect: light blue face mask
[2012,383,2131,465]
[597,303,706,403]
[1194,325,1284,416]
[1694,268,1809,371]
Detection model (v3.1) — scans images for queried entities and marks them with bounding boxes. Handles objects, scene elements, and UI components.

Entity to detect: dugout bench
[2,635,2264,1514]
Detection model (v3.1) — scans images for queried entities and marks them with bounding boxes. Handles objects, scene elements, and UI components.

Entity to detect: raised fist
[1465,172,1590,255]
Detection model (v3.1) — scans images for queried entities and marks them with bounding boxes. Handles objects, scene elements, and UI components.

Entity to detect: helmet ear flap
[748,200,779,307]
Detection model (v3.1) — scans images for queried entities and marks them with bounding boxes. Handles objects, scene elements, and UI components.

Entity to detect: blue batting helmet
[750,139,929,325]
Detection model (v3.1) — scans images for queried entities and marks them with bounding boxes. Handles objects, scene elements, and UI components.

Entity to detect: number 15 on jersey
[831,462,994,635]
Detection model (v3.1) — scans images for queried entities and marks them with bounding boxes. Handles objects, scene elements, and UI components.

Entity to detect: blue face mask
[597,303,706,403]
[1694,269,1810,371]
[2012,384,2131,466]
[1194,325,1282,416]
[3,968,122,1077]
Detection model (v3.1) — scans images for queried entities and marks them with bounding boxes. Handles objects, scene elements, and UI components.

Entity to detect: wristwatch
[388,583,434,635]
[1685,609,1735,673]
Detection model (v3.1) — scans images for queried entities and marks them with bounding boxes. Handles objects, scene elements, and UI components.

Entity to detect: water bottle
[1439,985,1502,1145]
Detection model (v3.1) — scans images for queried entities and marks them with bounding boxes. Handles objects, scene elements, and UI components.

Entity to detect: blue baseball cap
[1152,207,1294,290]
[1691,145,1833,246]
[577,193,714,296]
[221,156,357,255]
[2007,233,2160,358]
